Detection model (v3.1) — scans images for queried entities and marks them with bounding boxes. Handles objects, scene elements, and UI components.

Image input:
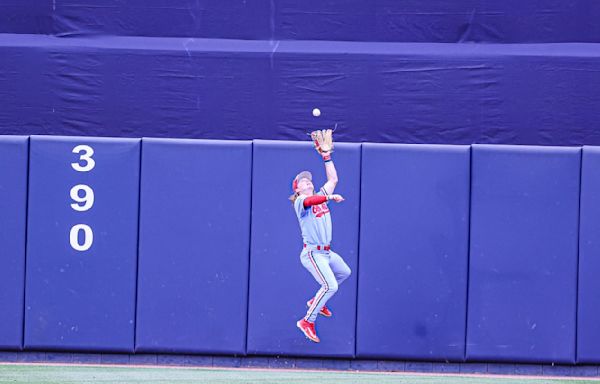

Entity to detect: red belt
[304,244,330,251]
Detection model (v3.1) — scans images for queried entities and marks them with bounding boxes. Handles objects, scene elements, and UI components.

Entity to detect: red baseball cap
[292,171,312,191]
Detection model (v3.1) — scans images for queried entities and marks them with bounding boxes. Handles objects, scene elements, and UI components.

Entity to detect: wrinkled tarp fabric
[2,1,600,43]
[1,35,599,145]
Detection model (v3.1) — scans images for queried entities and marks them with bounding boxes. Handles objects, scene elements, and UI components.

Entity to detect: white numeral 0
[71,145,95,172]
[70,184,94,212]
[70,224,93,251]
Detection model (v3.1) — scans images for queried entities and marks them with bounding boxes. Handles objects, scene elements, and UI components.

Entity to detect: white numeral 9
[71,145,95,172]
[70,184,94,212]
[70,224,93,251]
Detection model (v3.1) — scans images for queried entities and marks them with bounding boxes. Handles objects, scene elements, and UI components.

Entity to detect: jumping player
[290,134,351,343]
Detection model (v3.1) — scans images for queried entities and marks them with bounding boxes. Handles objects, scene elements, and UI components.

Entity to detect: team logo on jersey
[312,203,330,218]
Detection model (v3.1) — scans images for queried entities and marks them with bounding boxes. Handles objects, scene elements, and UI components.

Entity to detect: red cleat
[307,298,333,317]
[296,319,320,343]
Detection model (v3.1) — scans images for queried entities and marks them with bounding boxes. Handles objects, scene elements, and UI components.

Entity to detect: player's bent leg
[307,297,333,317]
[305,279,338,322]
[297,281,336,342]
[300,250,338,324]
[329,251,351,285]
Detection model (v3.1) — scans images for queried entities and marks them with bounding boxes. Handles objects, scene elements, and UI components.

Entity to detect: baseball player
[290,129,351,343]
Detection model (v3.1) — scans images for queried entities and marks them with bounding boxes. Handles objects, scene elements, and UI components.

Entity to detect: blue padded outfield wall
[247,140,360,358]
[357,144,470,361]
[1,136,600,365]
[467,145,581,364]
[24,136,140,352]
[577,147,600,363]
[136,139,252,355]
[0,136,28,349]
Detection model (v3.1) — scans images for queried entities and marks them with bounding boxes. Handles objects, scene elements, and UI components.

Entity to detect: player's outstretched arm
[303,192,344,207]
[310,128,339,197]
[320,151,338,196]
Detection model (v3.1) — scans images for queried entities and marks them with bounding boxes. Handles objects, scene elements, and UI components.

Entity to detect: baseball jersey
[294,189,332,246]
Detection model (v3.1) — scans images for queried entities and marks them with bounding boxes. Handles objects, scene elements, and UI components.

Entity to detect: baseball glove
[310,129,334,154]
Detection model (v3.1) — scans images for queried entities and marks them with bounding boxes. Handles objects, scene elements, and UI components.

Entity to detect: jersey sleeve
[294,195,309,218]
[317,187,330,205]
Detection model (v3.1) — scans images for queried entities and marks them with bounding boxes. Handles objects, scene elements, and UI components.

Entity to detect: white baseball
[312,108,321,117]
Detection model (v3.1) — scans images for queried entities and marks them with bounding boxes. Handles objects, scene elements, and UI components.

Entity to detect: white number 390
[70,224,93,252]
[71,145,95,172]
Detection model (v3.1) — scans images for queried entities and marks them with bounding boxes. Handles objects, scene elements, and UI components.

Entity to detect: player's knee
[344,267,352,278]
[326,281,339,294]
[340,266,351,282]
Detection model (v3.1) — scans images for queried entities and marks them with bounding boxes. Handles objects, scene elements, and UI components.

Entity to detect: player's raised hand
[328,194,344,202]
[311,129,334,155]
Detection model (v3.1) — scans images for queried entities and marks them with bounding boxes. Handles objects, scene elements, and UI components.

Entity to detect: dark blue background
[3,1,600,43]
[1,2,600,145]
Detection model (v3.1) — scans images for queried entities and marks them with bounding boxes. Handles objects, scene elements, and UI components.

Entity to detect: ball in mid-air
[312,108,321,117]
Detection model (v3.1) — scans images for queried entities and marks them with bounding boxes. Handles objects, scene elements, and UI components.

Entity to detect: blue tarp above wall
[2,2,600,145]
[1,35,600,146]
[0,0,52,35]
[2,1,600,43]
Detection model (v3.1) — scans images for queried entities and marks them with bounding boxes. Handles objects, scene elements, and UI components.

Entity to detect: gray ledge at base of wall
[0,351,599,378]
